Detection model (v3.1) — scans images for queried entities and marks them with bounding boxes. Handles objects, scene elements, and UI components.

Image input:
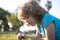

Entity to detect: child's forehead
[18,8,22,14]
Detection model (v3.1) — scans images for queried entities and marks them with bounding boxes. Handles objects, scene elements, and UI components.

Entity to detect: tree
[45,1,52,11]
[0,8,10,31]
[6,13,23,31]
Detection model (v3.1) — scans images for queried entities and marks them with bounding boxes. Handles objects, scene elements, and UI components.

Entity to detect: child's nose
[26,20,29,23]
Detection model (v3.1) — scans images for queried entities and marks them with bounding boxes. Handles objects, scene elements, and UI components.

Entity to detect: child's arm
[43,22,55,40]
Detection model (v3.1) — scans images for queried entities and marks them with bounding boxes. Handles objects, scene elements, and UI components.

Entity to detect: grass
[0,33,17,40]
[0,32,31,40]
[0,32,36,40]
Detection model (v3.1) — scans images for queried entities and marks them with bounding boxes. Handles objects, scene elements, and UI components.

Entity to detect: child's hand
[19,32,24,36]
[17,31,25,39]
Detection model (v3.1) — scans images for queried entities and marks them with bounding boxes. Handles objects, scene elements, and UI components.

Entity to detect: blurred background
[0,0,60,40]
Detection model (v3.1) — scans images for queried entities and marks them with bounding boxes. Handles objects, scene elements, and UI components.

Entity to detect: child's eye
[25,16,29,19]
[21,16,29,20]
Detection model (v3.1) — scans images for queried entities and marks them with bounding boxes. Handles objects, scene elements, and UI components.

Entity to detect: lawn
[0,33,17,40]
[0,32,36,40]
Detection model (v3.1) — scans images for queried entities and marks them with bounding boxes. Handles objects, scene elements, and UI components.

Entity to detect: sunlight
[19,24,36,32]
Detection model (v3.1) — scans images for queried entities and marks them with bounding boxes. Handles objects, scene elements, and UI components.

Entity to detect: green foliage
[0,8,10,19]
[0,8,23,31]
[0,8,10,31]
[6,13,23,30]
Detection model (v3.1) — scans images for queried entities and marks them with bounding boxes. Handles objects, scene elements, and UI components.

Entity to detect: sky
[0,0,30,13]
[0,0,60,31]
[0,0,21,13]
[40,0,60,19]
[0,0,60,18]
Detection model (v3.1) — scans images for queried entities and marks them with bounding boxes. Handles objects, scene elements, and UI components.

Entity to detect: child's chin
[30,24,34,26]
[26,23,34,26]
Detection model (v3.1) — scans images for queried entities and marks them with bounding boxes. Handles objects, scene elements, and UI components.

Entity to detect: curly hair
[19,1,48,23]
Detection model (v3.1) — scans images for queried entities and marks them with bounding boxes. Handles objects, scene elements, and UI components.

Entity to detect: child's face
[17,9,36,26]
[24,15,37,26]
